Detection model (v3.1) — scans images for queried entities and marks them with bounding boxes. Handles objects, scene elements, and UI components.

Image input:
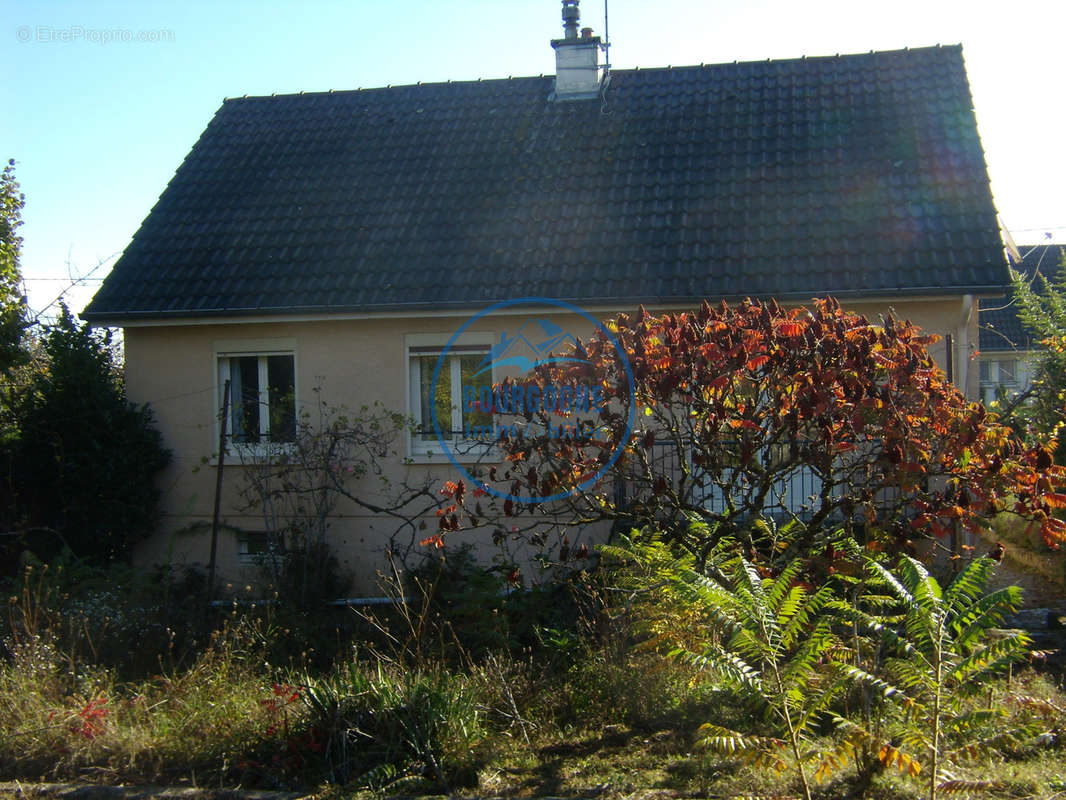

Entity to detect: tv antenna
[602,0,611,72]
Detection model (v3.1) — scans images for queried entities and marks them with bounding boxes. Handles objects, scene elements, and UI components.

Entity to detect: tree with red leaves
[439,297,1066,566]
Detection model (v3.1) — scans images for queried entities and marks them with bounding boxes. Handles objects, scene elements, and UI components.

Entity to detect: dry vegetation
[3,544,1066,800]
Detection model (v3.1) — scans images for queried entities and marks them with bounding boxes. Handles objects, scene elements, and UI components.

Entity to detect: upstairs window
[978,357,1026,406]
[998,358,1018,386]
[217,352,296,445]
[407,334,494,459]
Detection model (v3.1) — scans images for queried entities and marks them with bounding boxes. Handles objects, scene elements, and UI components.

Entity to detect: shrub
[442,298,1066,564]
[10,305,170,564]
[1007,249,1066,459]
[606,527,1043,800]
[837,556,1035,800]
[302,661,485,790]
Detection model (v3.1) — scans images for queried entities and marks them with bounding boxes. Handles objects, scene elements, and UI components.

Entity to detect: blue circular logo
[430,297,636,504]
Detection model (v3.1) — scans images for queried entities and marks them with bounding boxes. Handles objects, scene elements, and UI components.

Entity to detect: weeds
[0,537,1064,798]
[299,660,485,789]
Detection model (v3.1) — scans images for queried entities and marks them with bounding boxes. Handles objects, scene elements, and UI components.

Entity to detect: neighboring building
[978,244,1064,405]
[83,3,1010,591]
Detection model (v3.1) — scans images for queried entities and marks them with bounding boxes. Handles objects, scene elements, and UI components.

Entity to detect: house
[978,244,1064,405]
[83,2,1010,591]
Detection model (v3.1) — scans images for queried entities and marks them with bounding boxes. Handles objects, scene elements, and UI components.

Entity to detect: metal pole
[603,0,610,70]
[206,379,230,612]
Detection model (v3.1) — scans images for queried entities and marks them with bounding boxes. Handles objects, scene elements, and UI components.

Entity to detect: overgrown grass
[473,676,1066,800]
[1,615,286,785]
[2,547,1066,798]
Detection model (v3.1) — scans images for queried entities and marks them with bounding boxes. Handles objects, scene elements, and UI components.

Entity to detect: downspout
[956,294,976,398]
[953,294,977,560]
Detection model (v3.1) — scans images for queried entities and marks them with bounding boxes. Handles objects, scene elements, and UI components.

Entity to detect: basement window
[236,531,284,565]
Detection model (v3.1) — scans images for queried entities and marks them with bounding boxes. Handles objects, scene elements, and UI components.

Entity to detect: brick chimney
[551,0,603,101]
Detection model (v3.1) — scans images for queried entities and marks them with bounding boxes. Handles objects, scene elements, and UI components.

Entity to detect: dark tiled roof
[84,45,1007,320]
[980,244,1066,352]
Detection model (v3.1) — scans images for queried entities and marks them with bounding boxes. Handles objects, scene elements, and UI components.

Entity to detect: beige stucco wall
[121,294,980,595]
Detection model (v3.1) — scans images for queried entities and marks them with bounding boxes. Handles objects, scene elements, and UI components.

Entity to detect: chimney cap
[561,0,580,40]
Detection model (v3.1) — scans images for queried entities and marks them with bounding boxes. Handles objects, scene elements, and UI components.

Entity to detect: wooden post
[206,379,230,613]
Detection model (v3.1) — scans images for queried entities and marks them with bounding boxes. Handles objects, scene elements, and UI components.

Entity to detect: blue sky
[4,0,1065,317]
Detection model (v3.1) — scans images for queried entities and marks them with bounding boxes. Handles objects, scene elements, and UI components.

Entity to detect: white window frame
[214,338,297,458]
[978,357,1027,406]
[997,358,1018,386]
[405,332,496,462]
[236,530,285,566]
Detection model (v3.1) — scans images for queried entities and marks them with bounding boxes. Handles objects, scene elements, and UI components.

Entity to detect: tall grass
[302,661,484,790]
[0,607,287,784]
[0,560,491,789]
[2,545,1065,798]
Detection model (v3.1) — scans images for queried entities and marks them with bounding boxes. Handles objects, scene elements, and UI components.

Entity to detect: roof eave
[81,284,1010,326]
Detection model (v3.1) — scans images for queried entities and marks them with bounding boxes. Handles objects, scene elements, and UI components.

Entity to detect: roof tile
[85,45,1007,320]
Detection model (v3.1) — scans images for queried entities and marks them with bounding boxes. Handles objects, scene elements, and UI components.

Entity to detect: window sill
[209,442,297,466]
[237,552,287,567]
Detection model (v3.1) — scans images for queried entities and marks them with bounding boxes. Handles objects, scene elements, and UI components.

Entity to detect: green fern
[838,556,1032,800]
[626,538,841,800]
[607,533,1037,798]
